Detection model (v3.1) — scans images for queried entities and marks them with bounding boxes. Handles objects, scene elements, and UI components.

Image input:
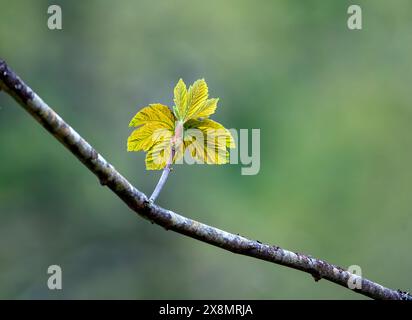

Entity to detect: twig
[149,146,175,202]
[0,59,410,300]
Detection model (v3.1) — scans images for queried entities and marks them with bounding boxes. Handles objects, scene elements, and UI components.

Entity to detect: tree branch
[0,59,410,300]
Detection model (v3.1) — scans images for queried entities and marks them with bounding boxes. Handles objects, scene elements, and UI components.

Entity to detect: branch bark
[0,59,410,300]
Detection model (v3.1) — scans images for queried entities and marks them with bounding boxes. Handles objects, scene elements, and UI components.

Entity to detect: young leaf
[173,79,187,121]
[185,79,208,121]
[127,78,235,170]
[185,118,235,148]
[127,126,173,152]
[145,140,171,170]
[129,103,175,130]
[191,98,218,119]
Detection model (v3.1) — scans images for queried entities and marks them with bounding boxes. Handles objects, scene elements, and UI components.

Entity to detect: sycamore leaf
[185,79,208,121]
[127,126,173,152]
[184,136,229,164]
[145,138,184,170]
[128,78,233,170]
[129,103,175,130]
[183,118,235,164]
[204,142,229,164]
[185,118,235,149]
[145,140,171,170]
[173,79,187,121]
[191,98,218,119]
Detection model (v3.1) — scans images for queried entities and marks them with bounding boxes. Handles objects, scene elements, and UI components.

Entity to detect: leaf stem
[149,146,175,202]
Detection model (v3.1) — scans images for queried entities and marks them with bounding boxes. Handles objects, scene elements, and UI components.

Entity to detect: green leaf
[128,103,176,130]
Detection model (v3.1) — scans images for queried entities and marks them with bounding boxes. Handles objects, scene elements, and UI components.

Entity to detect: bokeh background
[1,0,411,299]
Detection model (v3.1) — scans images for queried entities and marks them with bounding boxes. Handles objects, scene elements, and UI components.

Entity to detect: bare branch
[0,59,410,300]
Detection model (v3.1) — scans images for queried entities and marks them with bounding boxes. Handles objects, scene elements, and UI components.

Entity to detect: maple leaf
[127,79,234,170]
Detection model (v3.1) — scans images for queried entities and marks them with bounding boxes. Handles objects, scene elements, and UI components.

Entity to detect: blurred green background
[1,0,411,299]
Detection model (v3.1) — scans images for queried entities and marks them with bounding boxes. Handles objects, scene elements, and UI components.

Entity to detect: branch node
[311,271,322,282]
[397,289,412,301]
[99,177,108,186]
